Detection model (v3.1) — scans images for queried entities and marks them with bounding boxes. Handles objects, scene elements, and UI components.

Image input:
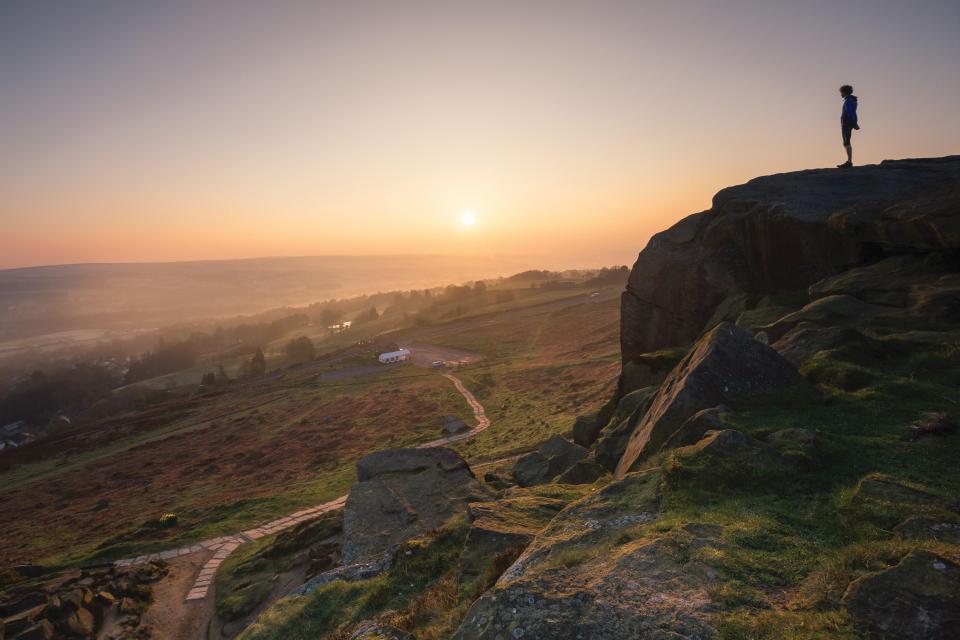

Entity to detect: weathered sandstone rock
[342,447,486,564]
[842,550,960,639]
[621,156,960,362]
[616,322,804,476]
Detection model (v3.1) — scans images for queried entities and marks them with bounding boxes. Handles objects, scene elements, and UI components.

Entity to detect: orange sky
[2,1,959,269]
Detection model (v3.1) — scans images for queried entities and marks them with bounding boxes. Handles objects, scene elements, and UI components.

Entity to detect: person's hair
[839,84,853,95]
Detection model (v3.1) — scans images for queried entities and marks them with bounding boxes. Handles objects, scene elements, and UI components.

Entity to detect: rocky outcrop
[0,562,165,640]
[658,406,727,452]
[621,156,960,362]
[572,414,602,447]
[342,447,488,564]
[842,550,960,639]
[458,491,568,595]
[771,325,866,366]
[555,459,606,485]
[594,386,658,472]
[511,436,588,487]
[452,470,721,639]
[615,322,805,476]
[510,452,552,488]
[893,516,960,544]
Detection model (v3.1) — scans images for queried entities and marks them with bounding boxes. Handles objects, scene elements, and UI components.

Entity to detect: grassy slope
[240,484,596,640]
[656,329,960,638]
[0,367,468,568]
[0,285,622,572]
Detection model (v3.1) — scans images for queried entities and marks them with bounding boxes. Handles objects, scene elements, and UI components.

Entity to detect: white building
[378,348,411,364]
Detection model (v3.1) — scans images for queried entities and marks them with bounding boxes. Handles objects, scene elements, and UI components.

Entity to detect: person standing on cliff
[838,84,859,168]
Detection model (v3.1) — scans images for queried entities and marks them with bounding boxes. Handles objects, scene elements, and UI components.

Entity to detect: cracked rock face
[620,156,960,362]
[342,447,486,564]
[615,322,804,476]
[451,470,720,640]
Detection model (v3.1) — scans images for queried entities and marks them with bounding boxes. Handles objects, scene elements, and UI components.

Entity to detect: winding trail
[113,371,491,602]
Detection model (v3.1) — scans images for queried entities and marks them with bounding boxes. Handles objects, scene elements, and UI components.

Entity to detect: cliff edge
[620,156,960,362]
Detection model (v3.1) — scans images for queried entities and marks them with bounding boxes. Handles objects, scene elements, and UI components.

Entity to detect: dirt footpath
[141,551,216,640]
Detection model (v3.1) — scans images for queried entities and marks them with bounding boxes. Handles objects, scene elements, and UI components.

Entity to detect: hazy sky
[2,0,958,269]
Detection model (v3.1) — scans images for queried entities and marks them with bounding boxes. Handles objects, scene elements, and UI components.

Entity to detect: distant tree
[217,365,231,385]
[355,306,379,324]
[249,348,267,376]
[284,336,316,362]
[319,307,340,327]
[200,372,216,387]
[473,281,487,295]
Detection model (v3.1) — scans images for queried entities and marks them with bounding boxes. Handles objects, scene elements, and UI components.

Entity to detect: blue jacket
[842,95,858,128]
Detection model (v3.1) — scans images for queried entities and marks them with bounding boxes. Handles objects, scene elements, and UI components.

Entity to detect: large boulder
[615,322,805,477]
[511,436,588,487]
[571,414,601,447]
[342,447,487,564]
[452,470,721,639]
[621,156,960,361]
[537,436,588,476]
[511,452,552,488]
[842,550,960,639]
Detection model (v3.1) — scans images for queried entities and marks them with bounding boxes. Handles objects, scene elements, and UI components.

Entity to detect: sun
[460,210,477,227]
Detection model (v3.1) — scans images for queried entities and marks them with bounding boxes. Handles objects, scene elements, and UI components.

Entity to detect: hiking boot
[837,161,852,168]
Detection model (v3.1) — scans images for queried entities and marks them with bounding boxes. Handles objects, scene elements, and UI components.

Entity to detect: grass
[214,511,343,622]
[0,366,469,568]
[0,282,621,572]
[240,517,471,640]
[650,327,960,637]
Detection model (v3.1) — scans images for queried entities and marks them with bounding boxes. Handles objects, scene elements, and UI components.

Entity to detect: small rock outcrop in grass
[441,415,470,436]
[771,325,867,367]
[842,550,960,639]
[893,516,960,544]
[666,429,793,490]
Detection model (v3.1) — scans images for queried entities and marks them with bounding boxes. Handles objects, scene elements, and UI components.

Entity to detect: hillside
[0,254,540,343]
[2,157,958,640]
[232,157,959,640]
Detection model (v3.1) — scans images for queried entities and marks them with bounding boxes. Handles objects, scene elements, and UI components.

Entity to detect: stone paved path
[112,371,491,602]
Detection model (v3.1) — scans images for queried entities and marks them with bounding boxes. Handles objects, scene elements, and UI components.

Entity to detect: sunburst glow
[460,210,477,227]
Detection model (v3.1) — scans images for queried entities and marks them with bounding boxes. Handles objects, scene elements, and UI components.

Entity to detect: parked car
[431,360,446,368]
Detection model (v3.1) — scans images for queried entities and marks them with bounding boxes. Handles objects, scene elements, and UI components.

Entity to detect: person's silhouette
[838,85,859,168]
